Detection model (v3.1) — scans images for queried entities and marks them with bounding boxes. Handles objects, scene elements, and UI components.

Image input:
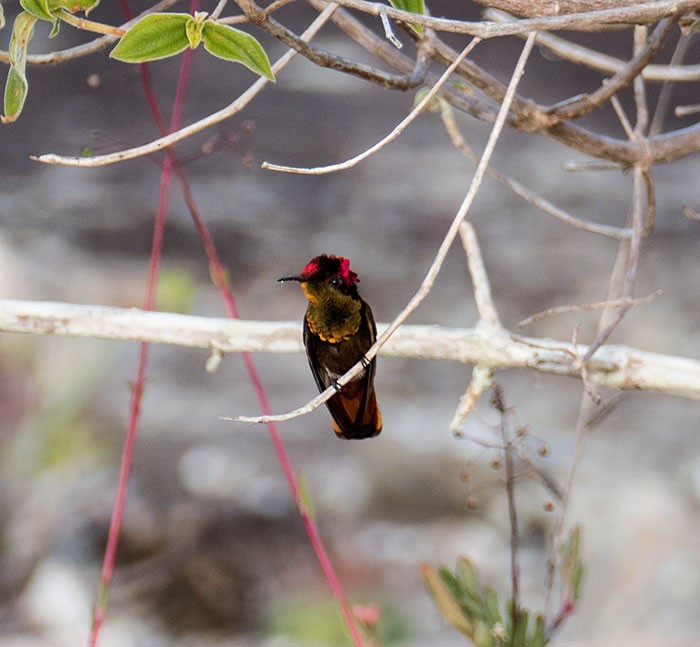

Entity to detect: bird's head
[279,254,360,302]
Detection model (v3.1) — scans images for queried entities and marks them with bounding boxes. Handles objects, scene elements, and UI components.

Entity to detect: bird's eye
[329,276,342,288]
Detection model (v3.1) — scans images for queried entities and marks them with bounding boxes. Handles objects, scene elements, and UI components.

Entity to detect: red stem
[93,1,364,644]
[90,4,194,644]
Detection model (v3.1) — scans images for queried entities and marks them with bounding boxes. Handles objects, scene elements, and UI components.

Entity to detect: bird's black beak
[278,275,302,283]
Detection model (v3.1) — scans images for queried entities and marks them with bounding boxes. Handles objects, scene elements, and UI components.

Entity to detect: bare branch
[322,0,700,37]
[441,102,632,239]
[32,6,339,167]
[546,19,675,123]
[475,0,660,18]
[261,38,481,174]
[517,290,661,328]
[379,4,404,49]
[450,366,494,432]
[581,165,645,364]
[2,300,700,399]
[460,222,500,327]
[426,29,700,166]
[649,32,692,134]
[237,0,424,89]
[486,9,700,82]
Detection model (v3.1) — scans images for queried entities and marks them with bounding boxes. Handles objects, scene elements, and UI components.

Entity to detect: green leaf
[510,607,528,647]
[484,588,502,627]
[0,4,5,30]
[20,0,54,21]
[456,556,481,599]
[296,470,316,522]
[201,21,275,81]
[530,614,548,647]
[388,0,424,36]
[388,0,424,13]
[561,525,584,602]
[2,11,37,123]
[185,16,202,49]
[110,13,190,63]
[422,563,475,638]
[3,67,28,123]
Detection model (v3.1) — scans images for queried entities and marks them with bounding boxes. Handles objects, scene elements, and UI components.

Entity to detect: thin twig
[634,25,651,136]
[211,0,229,19]
[517,290,661,328]
[261,38,480,174]
[54,9,126,36]
[324,32,538,406]
[379,5,403,48]
[316,0,700,38]
[237,0,423,89]
[546,28,654,615]
[676,103,700,117]
[546,19,675,123]
[610,95,635,139]
[33,5,339,167]
[580,27,650,365]
[581,168,645,365]
[486,8,700,82]
[649,32,691,135]
[426,23,700,166]
[441,103,631,239]
[459,222,500,327]
[491,385,521,622]
[450,366,494,433]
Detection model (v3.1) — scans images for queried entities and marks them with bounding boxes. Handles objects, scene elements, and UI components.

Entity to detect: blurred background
[2,1,700,645]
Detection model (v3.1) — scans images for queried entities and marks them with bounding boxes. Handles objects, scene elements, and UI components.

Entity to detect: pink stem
[94,1,364,644]
[90,5,196,644]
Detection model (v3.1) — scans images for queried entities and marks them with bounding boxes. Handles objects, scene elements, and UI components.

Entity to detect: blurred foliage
[2,337,112,477]
[268,597,411,646]
[156,267,197,314]
[422,526,583,646]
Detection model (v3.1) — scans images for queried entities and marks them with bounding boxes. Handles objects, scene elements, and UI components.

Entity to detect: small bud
[86,73,101,89]
[353,603,380,626]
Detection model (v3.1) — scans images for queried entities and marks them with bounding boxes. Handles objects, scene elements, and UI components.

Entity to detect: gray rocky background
[1,1,700,646]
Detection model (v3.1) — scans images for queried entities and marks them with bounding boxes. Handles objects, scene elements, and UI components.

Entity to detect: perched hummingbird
[279,255,382,440]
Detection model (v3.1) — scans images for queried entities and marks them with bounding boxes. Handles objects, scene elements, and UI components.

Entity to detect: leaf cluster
[109,11,274,80]
[1,3,274,123]
[422,526,584,646]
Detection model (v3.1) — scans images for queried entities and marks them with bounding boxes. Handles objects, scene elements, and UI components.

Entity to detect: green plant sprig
[1,4,274,123]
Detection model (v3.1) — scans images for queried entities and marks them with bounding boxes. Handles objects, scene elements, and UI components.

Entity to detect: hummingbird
[279,255,382,440]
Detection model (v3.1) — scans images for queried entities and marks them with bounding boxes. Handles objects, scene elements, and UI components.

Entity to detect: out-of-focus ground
[1,2,700,646]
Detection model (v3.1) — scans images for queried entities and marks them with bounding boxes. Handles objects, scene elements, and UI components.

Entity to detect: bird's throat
[302,283,362,343]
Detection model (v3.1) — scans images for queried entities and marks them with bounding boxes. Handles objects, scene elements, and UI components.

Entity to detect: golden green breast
[302,282,362,343]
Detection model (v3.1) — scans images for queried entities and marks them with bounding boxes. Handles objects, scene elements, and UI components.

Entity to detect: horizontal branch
[486,9,700,81]
[329,0,700,36]
[474,0,659,18]
[2,299,700,399]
